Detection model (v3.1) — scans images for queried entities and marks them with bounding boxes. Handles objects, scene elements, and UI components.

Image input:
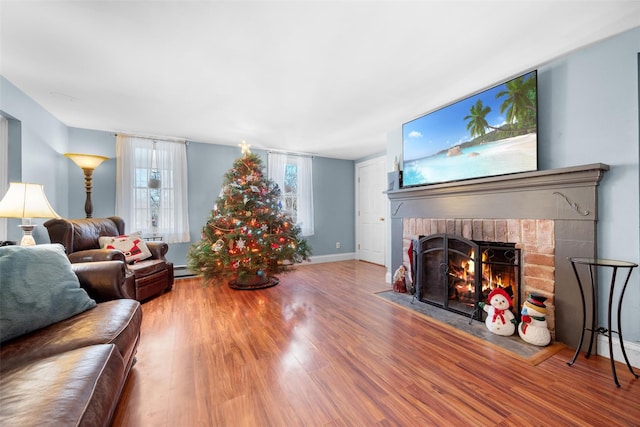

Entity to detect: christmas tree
[187,143,311,288]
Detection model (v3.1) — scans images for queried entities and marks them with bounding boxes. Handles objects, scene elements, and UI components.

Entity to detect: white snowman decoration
[478,288,516,336]
[518,293,551,346]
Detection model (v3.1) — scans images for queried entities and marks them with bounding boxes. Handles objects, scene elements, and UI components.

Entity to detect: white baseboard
[597,335,640,369]
[303,252,356,264]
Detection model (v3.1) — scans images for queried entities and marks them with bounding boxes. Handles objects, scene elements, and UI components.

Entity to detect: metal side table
[567,257,638,387]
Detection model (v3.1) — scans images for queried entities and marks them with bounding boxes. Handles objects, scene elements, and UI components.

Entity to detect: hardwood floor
[113,260,639,426]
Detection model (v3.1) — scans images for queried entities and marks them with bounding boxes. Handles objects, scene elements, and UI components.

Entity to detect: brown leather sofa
[0,259,141,427]
[45,216,174,301]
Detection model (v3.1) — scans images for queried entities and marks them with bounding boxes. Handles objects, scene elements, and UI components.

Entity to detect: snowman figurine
[478,288,516,336]
[518,293,551,346]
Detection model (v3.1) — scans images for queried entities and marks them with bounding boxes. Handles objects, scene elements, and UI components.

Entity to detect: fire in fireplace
[411,234,521,321]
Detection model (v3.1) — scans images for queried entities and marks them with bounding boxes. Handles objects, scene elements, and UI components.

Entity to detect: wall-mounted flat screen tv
[402,70,537,187]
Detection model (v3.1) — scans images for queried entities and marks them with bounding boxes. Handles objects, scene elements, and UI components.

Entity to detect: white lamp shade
[0,182,61,219]
[64,153,109,170]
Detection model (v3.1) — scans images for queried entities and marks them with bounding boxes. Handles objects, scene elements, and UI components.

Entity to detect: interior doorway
[356,156,387,266]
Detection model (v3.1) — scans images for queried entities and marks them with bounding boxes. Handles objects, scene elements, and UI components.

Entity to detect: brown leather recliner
[44,216,174,301]
[0,253,141,426]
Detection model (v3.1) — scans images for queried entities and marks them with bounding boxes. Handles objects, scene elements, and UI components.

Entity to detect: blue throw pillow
[0,243,97,343]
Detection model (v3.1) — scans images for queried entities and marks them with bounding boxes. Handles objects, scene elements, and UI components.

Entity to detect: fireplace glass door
[413,234,520,320]
[414,234,480,317]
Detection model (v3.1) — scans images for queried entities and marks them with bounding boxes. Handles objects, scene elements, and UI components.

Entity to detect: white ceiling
[1,1,639,160]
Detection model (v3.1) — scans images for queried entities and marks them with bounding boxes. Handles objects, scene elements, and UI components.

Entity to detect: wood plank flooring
[112,260,639,426]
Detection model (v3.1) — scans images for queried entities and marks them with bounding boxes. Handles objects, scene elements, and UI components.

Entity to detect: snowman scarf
[520,314,545,333]
[492,308,507,324]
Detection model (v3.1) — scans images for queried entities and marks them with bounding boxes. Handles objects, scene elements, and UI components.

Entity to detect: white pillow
[99,232,152,263]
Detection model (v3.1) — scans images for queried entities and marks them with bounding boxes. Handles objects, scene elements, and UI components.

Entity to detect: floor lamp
[0,182,61,246]
[64,153,109,218]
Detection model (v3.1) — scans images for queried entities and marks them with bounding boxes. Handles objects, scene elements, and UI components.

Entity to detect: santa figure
[392,265,407,293]
[478,288,516,336]
[518,293,552,346]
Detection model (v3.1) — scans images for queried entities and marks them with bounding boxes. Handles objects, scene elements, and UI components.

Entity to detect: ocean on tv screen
[402,133,537,186]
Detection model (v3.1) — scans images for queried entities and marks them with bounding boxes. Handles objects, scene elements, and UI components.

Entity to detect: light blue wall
[387,27,640,343]
[0,85,356,266]
[309,156,356,255]
[537,28,639,344]
[0,76,68,244]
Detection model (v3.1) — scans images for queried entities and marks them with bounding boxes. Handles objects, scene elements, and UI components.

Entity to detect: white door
[356,156,387,266]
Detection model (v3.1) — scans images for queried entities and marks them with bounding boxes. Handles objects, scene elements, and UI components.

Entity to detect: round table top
[569,257,638,268]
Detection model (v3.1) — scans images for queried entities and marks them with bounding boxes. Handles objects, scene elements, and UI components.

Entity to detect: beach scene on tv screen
[402,71,537,187]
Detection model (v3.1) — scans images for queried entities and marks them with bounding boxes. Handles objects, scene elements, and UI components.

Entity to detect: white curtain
[115,135,136,227]
[267,151,314,237]
[116,134,190,243]
[0,115,8,240]
[296,155,314,236]
[267,152,287,194]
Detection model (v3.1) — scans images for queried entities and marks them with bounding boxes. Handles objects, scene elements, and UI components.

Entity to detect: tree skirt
[229,276,279,290]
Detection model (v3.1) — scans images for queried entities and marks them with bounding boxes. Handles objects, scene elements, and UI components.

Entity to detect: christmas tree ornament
[236,238,246,250]
[213,239,224,252]
[239,140,251,155]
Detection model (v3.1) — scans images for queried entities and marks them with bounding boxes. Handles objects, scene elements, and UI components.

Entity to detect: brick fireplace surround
[403,217,556,335]
[387,163,609,349]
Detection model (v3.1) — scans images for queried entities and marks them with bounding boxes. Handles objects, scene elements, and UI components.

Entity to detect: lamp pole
[82,167,95,218]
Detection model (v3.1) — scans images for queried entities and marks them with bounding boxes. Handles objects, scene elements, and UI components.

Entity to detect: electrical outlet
[335,242,341,249]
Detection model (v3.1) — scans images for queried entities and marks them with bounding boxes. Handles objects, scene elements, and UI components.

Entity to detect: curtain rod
[114,132,187,144]
[267,148,314,158]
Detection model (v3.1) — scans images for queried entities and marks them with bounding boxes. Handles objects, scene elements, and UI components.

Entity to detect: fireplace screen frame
[412,233,521,321]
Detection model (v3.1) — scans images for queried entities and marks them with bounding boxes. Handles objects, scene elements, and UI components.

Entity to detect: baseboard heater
[173,265,195,278]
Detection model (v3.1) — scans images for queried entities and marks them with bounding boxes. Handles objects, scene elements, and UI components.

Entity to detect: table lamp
[0,182,61,245]
[64,153,109,218]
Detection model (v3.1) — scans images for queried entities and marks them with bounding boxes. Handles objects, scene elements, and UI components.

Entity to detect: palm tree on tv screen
[497,74,537,130]
[464,99,493,138]
[464,73,537,140]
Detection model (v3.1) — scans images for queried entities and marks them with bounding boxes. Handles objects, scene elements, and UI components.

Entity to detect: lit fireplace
[388,164,609,348]
[412,234,521,321]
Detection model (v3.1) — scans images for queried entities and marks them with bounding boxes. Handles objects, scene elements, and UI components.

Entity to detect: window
[268,152,314,236]
[115,135,190,243]
[282,162,298,223]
